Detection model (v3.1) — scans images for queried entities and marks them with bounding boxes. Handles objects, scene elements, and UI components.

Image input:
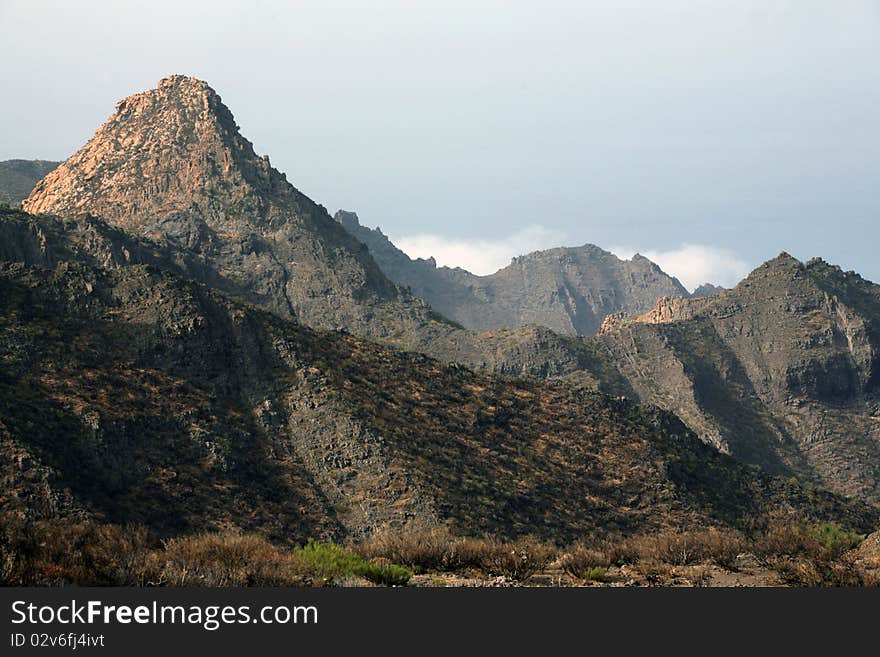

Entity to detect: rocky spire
[23,75,310,235]
[23,75,419,333]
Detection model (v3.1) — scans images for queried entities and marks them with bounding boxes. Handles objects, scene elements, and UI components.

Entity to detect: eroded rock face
[594,253,880,502]
[630,295,710,325]
[12,76,880,511]
[25,76,293,229]
[22,76,429,338]
[6,258,865,542]
[13,76,674,378]
[337,210,691,336]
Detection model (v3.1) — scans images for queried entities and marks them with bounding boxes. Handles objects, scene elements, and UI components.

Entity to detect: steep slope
[0,159,59,206]
[22,76,438,340]
[595,254,880,502]
[2,257,876,545]
[0,206,625,391]
[337,210,690,335]
[14,76,877,512]
[15,76,630,377]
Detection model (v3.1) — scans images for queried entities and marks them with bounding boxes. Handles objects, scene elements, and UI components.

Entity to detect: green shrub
[807,522,863,560]
[755,521,864,563]
[361,561,412,587]
[293,540,411,586]
[754,521,869,587]
[293,540,364,582]
[580,566,608,582]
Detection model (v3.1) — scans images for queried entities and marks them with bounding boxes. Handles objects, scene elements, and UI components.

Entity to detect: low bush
[559,544,611,579]
[580,566,608,582]
[157,532,302,587]
[2,513,872,588]
[755,521,863,562]
[637,528,746,567]
[0,514,154,586]
[293,540,411,586]
[362,561,412,587]
[770,554,872,587]
[636,560,674,587]
[753,522,818,563]
[806,522,863,560]
[360,526,558,580]
[0,515,410,587]
[693,529,746,569]
[750,521,873,587]
[482,536,556,582]
[360,526,502,573]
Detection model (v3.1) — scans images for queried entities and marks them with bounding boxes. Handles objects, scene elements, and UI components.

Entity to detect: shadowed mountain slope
[3,256,876,544]
[594,254,880,502]
[10,76,880,515]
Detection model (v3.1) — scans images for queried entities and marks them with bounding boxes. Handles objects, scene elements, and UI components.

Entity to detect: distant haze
[2,1,878,286]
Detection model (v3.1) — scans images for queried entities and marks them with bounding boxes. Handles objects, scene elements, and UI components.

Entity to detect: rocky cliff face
[0,206,622,389]
[336,210,690,336]
[22,76,435,339]
[0,160,59,206]
[593,254,880,502]
[6,256,867,542]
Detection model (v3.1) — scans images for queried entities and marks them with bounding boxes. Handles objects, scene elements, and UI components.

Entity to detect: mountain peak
[755,252,803,275]
[157,73,209,90]
[20,77,427,334]
[690,282,725,298]
[23,75,300,233]
[767,251,801,267]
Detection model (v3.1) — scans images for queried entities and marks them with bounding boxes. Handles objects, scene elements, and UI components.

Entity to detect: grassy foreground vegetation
[1,513,876,587]
[0,515,411,587]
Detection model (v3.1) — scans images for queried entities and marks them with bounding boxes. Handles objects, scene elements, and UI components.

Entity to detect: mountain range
[3,76,879,555]
[594,255,880,502]
[10,229,866,544]
[335,210,693,336]
[4,152,718,340]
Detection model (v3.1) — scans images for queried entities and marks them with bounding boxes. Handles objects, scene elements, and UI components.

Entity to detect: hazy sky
[2,1,878,288]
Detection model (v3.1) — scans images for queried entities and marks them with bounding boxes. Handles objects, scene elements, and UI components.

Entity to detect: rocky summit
[592,254,880,502]
[7,78,664,374]
[22,76,432,338]
[337,210,690,336]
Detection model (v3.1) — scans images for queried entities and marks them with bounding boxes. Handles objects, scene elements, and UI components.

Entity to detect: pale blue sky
[2,1,878,287]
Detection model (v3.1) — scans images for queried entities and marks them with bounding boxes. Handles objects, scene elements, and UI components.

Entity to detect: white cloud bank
[610,244,752,292]
[392,226,751,291]
[392,225,566,276]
